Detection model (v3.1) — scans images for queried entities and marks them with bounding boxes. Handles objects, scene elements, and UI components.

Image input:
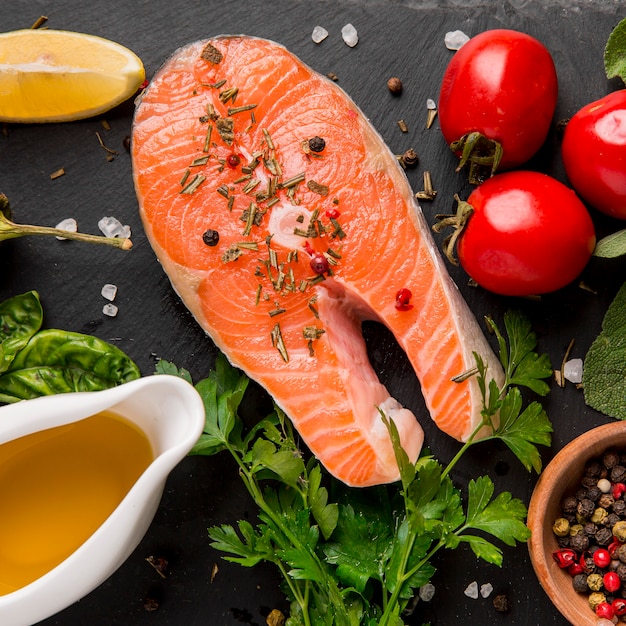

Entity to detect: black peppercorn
[586,461,603,478]
[402,148,419,168]
[598,493,615,509]
[202,229,220,246]
[605,513,620,528]
[492,594,511,613]
[557,535,571,548]
[308,136,326,153]
[595,526,613,546]
[582,476,598,489]
[577,498,595,519]
[572,573,589,593]
[604,450,620,469]
[570,533,590,552]
[586,486,602,502]
[562,495,578,515]
[387,77,403,95]
[582,555,598,574]
[616,562,626,581]
[584,522,597,536]
[612,465,626,483]
[614,500,626,516]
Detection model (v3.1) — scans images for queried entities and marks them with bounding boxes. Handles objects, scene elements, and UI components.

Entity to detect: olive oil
[0,410,153,595]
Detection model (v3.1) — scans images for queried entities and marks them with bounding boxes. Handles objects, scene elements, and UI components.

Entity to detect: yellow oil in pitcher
[0,410,153,594]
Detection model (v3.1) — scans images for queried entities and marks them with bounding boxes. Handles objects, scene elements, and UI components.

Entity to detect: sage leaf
[593,228,626,258]
[605,16,626,81]
[583,281,626,419]
[0,329,140,402]
[0,291,43,374]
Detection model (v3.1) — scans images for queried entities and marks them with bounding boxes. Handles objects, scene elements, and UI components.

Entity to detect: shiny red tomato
[562,89,626,219]
[439,29,558,180]
[456,171,596,296]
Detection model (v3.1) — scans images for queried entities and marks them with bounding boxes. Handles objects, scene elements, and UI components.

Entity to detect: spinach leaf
[0,291,43,374]
[0,329,140,402]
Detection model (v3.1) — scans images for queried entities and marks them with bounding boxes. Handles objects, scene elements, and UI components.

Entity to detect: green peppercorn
[569,523,584,536]
[553,517,570,537]
[617,543,626,564]
[588,591,607,610]
[587,573,604,591]
[591,507,609,524]
[614,521,626,543]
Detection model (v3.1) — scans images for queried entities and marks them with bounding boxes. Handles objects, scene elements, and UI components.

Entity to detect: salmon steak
[132,36,504,487]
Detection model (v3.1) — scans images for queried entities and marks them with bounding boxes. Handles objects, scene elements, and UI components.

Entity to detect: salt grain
[564,358,583,384]
[101,283,118,302]
[98,216,131,239]
[445,30,470,51]
[341,23,358,48]
[418,583,435,602]
[480,582,493,598]
[464,581,479,599]
[312,26,328,44]
[102,303,118,317]
[426,98,437,110]
[54,218,77,240]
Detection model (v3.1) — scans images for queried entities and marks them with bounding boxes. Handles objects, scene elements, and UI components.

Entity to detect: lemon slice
[0,29,145,123]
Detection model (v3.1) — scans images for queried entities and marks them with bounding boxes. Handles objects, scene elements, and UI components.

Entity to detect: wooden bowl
[528,421,626,626]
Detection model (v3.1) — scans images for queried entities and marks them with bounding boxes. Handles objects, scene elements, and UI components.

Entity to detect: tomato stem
[450,131,503,184]
[432,194,473,265]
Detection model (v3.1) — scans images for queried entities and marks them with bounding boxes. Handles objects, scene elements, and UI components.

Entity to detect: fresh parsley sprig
[157,309,553,625]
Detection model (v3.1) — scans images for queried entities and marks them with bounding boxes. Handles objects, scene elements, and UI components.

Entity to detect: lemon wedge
[0,29,145,123]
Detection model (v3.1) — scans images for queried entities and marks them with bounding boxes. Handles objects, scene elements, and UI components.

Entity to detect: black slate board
[1,1,625,624]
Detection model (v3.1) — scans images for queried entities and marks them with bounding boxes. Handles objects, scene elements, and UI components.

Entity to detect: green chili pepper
[0,193,131,250]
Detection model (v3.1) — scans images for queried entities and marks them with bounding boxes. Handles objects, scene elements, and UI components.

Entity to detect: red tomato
[439,29,558,180]
[456,171,596,296]
[562,89,626,219]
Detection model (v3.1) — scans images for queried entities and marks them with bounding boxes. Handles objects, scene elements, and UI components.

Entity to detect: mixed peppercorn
[553,449,626,621]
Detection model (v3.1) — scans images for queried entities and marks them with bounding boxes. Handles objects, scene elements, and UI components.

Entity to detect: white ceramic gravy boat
[0,374,205,626]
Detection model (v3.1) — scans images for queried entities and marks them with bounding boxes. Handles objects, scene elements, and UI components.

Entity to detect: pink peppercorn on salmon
[131,36,504,487]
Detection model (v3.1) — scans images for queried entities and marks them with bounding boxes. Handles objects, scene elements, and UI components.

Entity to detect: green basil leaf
[0,291,43,374]
[0,329,140,401]
[605,16,626,81]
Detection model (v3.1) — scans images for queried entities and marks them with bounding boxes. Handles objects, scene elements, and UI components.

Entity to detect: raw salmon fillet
[132,36,504,487]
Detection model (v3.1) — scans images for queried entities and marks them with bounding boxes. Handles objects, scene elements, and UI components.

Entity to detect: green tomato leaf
[0,329,140,401]
[593,229,626,259]
[605,16,626,81]
[584,281,626,418]
[0,291,43,374]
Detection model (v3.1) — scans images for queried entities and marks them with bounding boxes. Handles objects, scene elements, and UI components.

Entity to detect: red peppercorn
[609,539,623,558]
[325,207,340,219]
[596,602,615,620]
[567,562,584,576]
[594,548,612,569]
[395,288,414,311]
[226,153,241,168]
[613,598,626,617]
[614,482,626,499]
[310,253,329,275]
[605,571,622,593]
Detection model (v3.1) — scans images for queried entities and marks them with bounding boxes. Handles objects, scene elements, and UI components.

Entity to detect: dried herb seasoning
[201,42,223,64]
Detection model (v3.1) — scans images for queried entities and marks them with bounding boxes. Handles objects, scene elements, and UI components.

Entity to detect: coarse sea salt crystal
[98,216,131,239]
[312,26,328,44]
[102,303,118,317]
[445,29,470,51]
[418,583,435,602]
[101,283,118,302]
[480,582,493,598]
[55,217,77,240]
[341,23,358,48]
[564,358,583,384]
[464,581,479,599]
[426,98,437,110]
[596,619,615,626]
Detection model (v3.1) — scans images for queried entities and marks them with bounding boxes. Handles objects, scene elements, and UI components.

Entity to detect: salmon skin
[132,36,504,487]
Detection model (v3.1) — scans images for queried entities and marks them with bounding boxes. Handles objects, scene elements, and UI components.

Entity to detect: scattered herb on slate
[0,291,140,403]
[583,281,626,420]
[0,193,132,250]
[158,309,552,625]
[604,16,626,83]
